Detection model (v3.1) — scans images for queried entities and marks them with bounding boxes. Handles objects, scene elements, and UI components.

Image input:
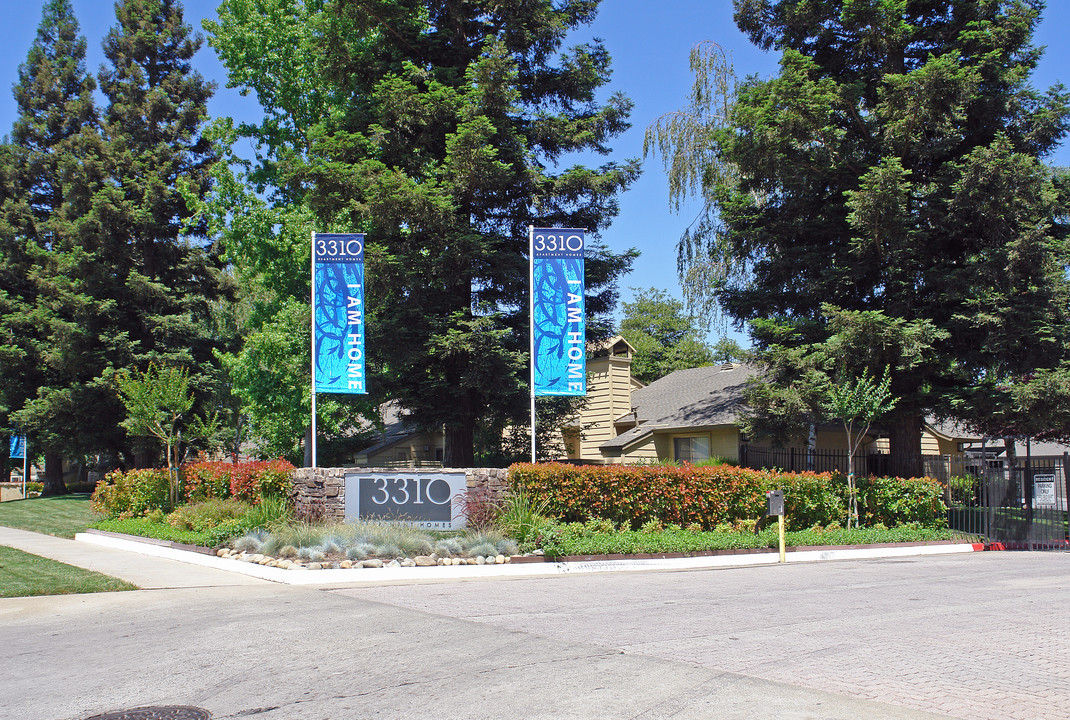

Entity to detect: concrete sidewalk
[0,526,268,589]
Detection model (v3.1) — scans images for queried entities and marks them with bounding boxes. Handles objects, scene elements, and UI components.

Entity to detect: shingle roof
[599,363,755,450]
[354,402,416,457]
[925,418,984,442]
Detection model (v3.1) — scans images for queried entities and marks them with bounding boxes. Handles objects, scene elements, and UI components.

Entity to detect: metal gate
[945,454,1070,549]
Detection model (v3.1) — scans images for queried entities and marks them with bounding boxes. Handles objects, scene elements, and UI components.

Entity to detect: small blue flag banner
[531,228,586,396]
[9,435,25,460]
[313,233,367,394]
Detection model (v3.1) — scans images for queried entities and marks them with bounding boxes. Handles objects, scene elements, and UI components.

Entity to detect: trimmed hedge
[508,463,946,530]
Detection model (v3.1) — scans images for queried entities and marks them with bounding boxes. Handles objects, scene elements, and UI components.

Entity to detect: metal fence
[942,453,1070,549]
[738,445,889,476]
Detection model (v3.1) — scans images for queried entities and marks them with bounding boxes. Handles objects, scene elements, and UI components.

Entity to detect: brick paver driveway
[341,551,1070,720]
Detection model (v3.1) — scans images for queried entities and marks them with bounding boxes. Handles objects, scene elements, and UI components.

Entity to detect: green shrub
[947,475,978,505]
[90,469,172,518]
[778,472,848,529]
[530,520,954,557]
[91,516,233,546]
[856,476,947,528]
[168,498,253,532]
[694,456,739,467]
[24,481,44,496]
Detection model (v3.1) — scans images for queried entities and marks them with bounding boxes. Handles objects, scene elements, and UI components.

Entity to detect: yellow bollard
[778,514,786,563]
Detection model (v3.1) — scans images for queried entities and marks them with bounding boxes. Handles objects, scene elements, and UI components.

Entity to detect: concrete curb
[75,532,983,586]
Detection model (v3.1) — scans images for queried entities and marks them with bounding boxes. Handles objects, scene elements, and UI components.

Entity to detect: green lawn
[0,545,138,597]
[0,494,98,538]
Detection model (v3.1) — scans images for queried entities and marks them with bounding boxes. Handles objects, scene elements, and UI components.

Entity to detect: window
[673,435,710,463]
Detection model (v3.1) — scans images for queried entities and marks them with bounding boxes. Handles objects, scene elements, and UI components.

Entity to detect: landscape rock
[415,556,436,566]
[308,562,322,570]
[400,558,416,567]
[495,555,506,564]
[386,559,401,568]
[340,560,353,569]
[362,559,384,569]
[475,556,486,565]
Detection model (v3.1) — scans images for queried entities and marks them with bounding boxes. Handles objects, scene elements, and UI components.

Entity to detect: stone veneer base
[289,467,509,522]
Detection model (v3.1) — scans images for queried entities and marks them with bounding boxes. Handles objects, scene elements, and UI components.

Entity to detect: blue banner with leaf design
[532,228,585,396]
[9,434,25,460]
[314,233,367,394]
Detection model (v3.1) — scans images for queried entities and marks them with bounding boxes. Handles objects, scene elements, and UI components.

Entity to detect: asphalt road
[3,551,1067,720]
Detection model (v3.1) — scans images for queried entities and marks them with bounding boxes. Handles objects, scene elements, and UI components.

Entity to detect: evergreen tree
[650,1,1070,476]
[1,0,100,494]
[90,0,229,465]
[209,0,639,466]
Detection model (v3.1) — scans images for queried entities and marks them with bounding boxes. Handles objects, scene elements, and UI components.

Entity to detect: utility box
[766,489,785,517]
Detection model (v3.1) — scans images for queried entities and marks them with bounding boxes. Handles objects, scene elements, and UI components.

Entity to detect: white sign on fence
[1033,474,1056,506]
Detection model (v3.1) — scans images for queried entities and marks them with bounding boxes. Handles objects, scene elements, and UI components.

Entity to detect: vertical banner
[313,233,367,395]
[9,435,25,460]
[531,228,586,396]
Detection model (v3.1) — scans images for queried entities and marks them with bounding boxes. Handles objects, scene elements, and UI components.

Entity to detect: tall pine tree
[209,0,639,466]
[91,0,229,466]
[650,1,1070,475]
[1,0,101,493]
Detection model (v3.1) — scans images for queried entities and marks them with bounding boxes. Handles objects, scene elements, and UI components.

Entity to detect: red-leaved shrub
[181,459,295,504]
[508,463,945,530]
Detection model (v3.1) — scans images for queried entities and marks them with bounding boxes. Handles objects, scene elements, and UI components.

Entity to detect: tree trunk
[1004,437,1018,501]
[806,423,816,472]
[303,427,313,467]
[41,451,68,496]
[443,423,474,468]
[888,412,923,478]
[133,445,155,469]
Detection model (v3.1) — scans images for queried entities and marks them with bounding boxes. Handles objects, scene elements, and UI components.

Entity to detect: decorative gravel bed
[214,546,540,570]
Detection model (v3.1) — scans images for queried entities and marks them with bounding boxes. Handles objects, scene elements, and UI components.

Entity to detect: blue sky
[3,0,1069,345]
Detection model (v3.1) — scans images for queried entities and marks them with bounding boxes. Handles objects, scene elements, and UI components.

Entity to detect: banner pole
[310,230,318,469]
[22,437,27,497]
[528,224,536,464]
